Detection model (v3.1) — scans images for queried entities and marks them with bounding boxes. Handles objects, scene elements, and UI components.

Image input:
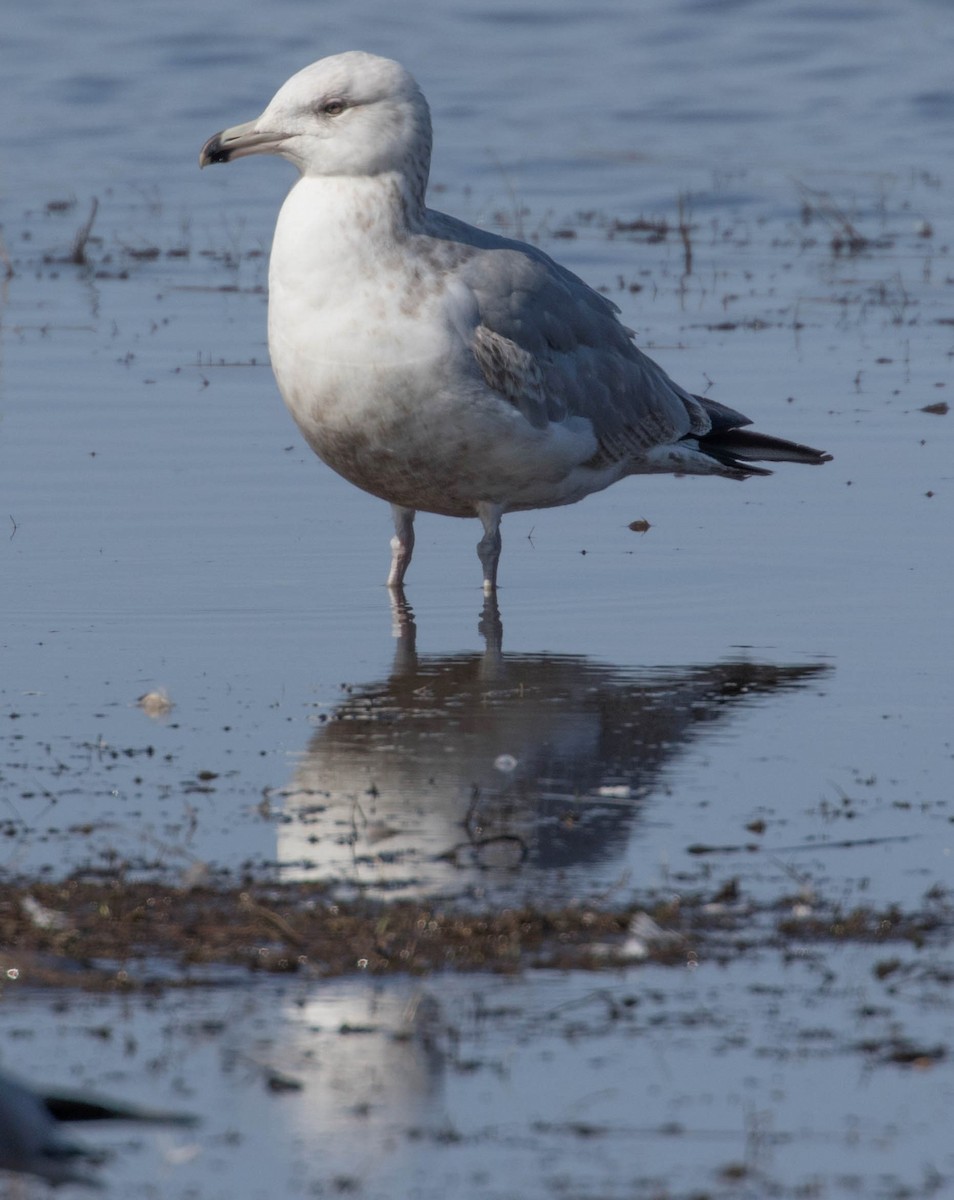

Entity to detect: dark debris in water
[0,877,950,994]
[854,1035,948,1069]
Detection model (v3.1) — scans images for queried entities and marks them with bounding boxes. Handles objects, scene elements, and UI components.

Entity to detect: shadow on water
[277,595,829,900]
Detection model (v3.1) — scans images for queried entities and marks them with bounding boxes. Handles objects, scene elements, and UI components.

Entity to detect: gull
[200,51,830,593]
[0,1067,196,1187]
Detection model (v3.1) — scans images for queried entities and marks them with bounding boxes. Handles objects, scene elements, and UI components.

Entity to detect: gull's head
[199,51,432,190]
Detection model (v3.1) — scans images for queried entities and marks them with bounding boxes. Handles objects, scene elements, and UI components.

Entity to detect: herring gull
[200,51,830,593]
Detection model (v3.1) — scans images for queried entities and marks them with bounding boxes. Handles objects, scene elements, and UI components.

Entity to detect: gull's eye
[321,98,347,117]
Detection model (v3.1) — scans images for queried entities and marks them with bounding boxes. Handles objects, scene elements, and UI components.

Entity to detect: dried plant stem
[70,197,99,265]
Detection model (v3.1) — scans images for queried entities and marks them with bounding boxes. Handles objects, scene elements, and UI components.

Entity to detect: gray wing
[423,210,711,459]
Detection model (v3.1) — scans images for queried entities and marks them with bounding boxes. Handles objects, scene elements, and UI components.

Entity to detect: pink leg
[388,505,416,588]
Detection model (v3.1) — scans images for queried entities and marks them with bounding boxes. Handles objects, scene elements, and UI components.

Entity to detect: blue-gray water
[1,1,953,1196]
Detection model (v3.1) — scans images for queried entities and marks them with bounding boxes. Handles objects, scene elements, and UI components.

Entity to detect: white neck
[271,172,425,280]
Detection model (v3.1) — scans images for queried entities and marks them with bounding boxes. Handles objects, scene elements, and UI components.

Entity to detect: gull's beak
[199,119,289,167]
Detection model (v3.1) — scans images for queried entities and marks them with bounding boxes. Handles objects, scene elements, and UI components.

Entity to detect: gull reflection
[276,598,827,899]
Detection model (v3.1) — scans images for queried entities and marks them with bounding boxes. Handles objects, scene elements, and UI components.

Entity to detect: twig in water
[487,150,527,241]
[70,197,99,265]
[0,230,12,279]
[677,193,693,276]
[793,181,870,255]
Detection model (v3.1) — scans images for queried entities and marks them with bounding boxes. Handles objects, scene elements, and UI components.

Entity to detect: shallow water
[2,0,953,1196]
[1,954,952,1200]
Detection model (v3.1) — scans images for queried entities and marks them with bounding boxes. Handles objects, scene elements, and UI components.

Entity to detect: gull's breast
[264,216,599,517]
[266,280,492,515]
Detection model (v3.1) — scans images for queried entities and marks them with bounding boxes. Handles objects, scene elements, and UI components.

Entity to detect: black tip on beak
[199,132,230,168]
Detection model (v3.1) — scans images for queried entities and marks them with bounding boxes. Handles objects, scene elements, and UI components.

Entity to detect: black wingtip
[693,395,832,468]
[43,1093,198,1127]
[700,426,832,471]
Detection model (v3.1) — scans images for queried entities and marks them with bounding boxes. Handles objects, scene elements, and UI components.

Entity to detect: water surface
[1,1,953,1196]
